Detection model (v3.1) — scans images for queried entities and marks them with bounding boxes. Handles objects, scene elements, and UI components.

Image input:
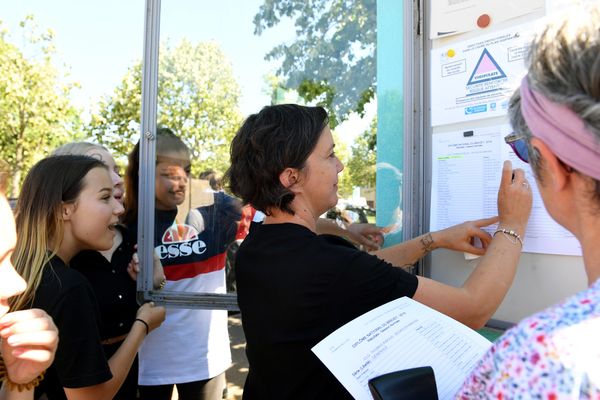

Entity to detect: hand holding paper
[312,297,493,400]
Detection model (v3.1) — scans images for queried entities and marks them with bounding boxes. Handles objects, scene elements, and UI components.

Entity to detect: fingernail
[7,335,20,346]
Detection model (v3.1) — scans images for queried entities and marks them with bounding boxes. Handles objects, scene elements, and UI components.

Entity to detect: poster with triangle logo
[467,49,507,86]
[431,24,534,126]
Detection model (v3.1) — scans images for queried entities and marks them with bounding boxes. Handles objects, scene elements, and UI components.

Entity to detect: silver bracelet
[493,228,523,247]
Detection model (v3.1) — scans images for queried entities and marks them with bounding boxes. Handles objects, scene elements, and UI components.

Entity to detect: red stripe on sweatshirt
[164,253,226,281]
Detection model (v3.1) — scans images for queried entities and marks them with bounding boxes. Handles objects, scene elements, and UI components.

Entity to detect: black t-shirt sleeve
[50,283,112,388]
[321,235,419,318]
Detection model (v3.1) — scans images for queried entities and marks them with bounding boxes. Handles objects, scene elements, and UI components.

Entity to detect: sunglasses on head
[504,133,530,163]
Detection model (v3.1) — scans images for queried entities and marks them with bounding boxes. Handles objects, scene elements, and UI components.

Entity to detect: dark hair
[199,169,222,191]
[224,104,329,215]
[17,155,107,215]
[123,127,191,225]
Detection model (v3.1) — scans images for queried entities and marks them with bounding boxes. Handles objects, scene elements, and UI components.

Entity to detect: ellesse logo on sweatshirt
[156,223,207,259]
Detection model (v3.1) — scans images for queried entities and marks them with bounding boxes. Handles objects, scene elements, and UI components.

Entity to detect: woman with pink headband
[458,6,600,398]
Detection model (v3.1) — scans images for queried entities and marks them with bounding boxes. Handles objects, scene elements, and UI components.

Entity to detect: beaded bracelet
[493,228,523,247]
[0,356,45,392]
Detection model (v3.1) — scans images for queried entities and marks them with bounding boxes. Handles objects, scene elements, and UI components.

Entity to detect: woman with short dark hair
[225,103,532,399]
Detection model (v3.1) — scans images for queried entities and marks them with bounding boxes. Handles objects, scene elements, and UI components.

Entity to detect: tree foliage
[347,116,377,189]
[254,0,376,124]
[0,17,81,196]
[88,40,243,175]
[330,129,352,198]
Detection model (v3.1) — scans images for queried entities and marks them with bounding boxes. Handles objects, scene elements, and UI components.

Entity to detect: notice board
[416,0,588,326]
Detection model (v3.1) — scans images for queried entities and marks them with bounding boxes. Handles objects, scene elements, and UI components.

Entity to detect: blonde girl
[12,155,165,400]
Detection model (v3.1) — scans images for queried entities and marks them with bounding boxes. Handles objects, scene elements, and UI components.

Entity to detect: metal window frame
[136,0,238,311]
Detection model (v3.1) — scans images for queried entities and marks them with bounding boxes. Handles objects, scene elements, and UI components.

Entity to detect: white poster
[430,24,534,126]
[430,0,543,39]
[430,127,582,256]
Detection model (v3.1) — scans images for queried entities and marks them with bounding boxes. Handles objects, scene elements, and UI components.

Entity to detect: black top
[71,225,138,340]
[236,223,419,400]
[33,257,112,399]
[70,225,139,399]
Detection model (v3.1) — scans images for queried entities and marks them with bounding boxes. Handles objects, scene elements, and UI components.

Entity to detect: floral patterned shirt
[457,278,600,399]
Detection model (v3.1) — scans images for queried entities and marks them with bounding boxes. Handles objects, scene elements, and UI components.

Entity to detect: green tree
[254,0,375,124]
[331,129,352,198]
[0,17,81,196]
[88,39,243,175]
[347,116,377,189]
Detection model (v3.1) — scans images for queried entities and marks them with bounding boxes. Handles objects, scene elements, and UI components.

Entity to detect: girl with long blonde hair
[11,155,165,400]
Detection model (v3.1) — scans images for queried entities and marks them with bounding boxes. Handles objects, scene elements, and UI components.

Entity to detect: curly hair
[224,104,328,215]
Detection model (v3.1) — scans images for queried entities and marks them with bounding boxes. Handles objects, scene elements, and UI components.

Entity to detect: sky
[1,0,373,145]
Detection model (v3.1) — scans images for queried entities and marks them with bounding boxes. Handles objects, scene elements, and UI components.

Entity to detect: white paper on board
[430,0,543,39]
[430,24,535,126]
[429,127,581,256]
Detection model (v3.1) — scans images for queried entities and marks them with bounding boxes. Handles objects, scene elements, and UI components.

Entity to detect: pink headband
[520,76,600,180]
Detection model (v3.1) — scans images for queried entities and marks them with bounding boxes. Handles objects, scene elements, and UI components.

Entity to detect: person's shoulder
[250,222,315,239]
[35,257,94,307]
[488,284,600,364]
[238,222,314,253]
[461,284,600,398]
[319,233,358,249]
[43,257,87,285]
[525,281,600,336]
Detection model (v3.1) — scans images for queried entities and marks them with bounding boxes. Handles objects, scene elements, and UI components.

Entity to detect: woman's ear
[62,203,75,221]
[279,168,300,190]
[531,138,571,192]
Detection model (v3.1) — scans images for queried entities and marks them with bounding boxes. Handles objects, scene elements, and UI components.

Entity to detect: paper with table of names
[312,297,492,399]
[430,126,581,256]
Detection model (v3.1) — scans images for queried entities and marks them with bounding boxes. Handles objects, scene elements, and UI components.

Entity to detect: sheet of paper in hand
[312,297,492,400]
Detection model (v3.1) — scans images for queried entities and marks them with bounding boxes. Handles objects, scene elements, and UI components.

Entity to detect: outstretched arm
[413,161,532,328]
[316,219,384,251]
[372,216,498,268]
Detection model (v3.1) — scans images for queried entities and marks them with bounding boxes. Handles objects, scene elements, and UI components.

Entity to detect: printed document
[312,297,492,400]
[430,24,535,126]
[429,127,581,256]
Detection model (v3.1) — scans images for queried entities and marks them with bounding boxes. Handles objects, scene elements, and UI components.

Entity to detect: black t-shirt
[236,223,419,399]
[70,225,139,400]
[33,257,112,399]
